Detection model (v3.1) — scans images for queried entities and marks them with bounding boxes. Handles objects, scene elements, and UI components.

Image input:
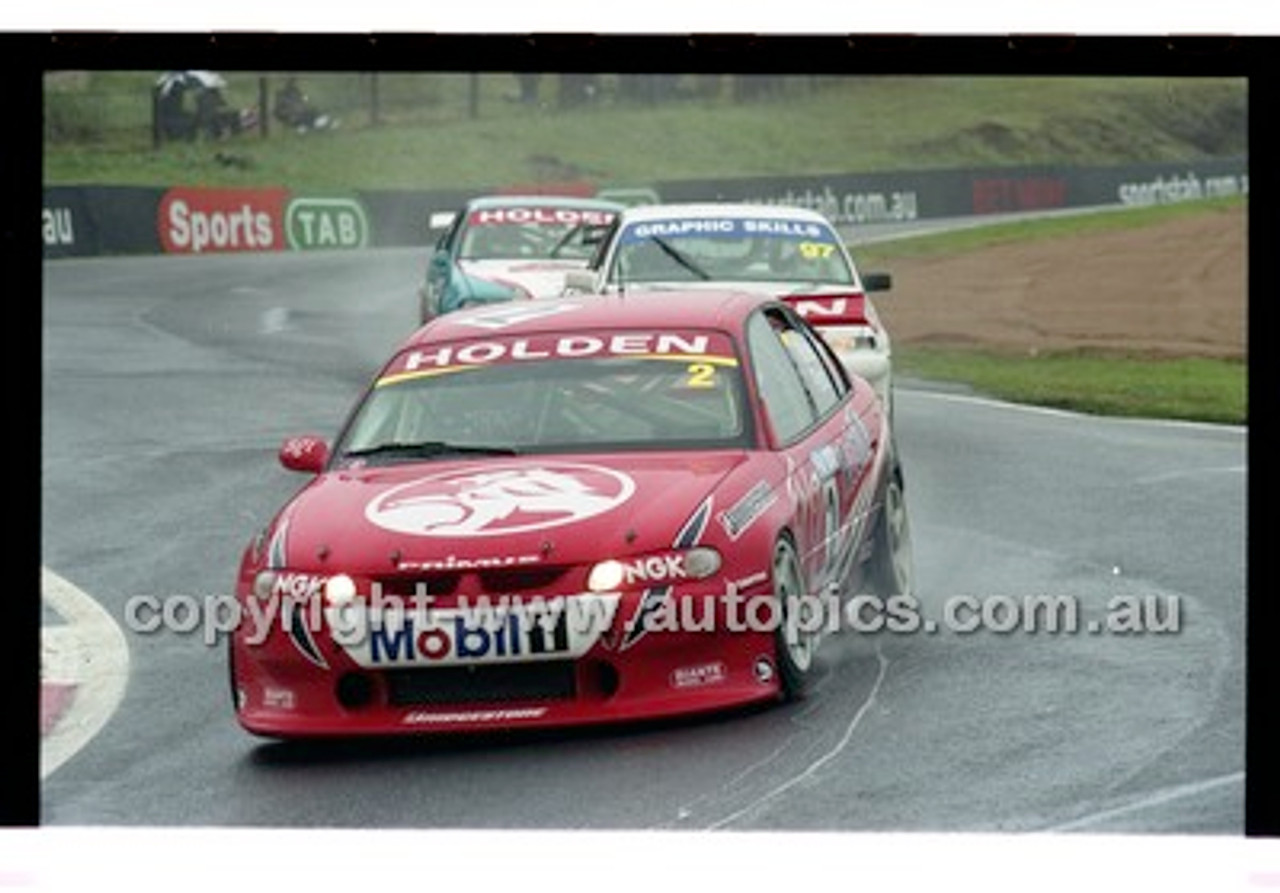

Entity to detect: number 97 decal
[797,242,836,260]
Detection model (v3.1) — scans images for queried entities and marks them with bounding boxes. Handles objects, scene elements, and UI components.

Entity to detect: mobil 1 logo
[285,197,370,250]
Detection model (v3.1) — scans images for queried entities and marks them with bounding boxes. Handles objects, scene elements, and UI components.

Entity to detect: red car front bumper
[231,586,784,738]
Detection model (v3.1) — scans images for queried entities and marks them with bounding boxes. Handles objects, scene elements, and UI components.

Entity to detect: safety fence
[44,72,848,149]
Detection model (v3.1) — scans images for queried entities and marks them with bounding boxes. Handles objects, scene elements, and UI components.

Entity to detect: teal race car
[418,195,623,324]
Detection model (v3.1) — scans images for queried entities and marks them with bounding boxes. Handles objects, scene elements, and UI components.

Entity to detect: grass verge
[862,199,1247,426]
[855,196,1247,263]
[893,347,1245,425]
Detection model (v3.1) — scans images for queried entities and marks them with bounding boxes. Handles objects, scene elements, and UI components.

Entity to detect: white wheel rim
[774,541,813,672]
[886,478,913,593]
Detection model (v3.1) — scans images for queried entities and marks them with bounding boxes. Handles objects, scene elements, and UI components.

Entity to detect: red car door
[744,304,883,598]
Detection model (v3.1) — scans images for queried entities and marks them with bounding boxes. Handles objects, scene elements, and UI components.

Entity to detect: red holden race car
[230,291,913,737]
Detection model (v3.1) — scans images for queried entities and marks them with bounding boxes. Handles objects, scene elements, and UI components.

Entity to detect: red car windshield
[334,330,752,461]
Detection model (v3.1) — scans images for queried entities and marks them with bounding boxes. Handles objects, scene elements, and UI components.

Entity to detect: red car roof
[403,289,773,350]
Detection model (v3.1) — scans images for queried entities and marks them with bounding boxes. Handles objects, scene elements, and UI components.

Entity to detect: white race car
[419,195,623,324]
[565,202,895,406]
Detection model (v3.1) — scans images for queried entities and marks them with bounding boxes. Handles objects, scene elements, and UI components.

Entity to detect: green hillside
[43,73,1246,191]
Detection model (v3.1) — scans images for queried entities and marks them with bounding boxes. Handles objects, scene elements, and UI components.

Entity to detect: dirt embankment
[871,206,1247,359]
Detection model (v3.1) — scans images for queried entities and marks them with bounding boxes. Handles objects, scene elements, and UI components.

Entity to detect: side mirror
[862,272,892,293]
[279,435,328,474]
[427,211,456,237]
[563,269,598,294]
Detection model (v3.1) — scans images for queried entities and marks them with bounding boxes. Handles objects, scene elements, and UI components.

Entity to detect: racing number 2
[686,363,717,388]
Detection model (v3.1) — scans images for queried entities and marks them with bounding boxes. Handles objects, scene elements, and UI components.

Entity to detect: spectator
[557,74,599,109]
[274,77,336,132]
[155,71,197,141]
[516,73,541,105]
[195,84,248,139]
[156,70,255,142]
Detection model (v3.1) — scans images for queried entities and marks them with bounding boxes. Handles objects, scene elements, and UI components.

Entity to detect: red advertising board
[971,177,1068,215]
[158,187,289,254]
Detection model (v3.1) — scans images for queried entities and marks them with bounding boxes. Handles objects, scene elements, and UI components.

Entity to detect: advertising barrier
[42,186,166,259]
[650,158,1249,224]
[158,187,290,254]
[43,158,1247,260]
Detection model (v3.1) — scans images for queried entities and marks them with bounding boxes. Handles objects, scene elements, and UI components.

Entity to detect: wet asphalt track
[40,247,1245,831]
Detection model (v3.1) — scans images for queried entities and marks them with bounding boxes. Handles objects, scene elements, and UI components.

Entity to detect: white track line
[1133,464,1247,485]
[706,644,889,830]
[657,662,841,827]
[41,566,130,779]
[904,387,1247,433]
[1047,771,1245,832]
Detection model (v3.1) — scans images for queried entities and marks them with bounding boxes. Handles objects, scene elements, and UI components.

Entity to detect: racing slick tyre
[867,447,914,598]
[772,534,816,701]
[227,637,240,713]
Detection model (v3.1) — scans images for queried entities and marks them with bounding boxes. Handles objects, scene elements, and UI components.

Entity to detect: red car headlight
[586,547,722,592]
[323,574,358,607]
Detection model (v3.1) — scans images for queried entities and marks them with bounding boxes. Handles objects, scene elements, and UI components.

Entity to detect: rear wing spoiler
[427,211,457,232]
[780,293,869,326]
[779,273,891,326]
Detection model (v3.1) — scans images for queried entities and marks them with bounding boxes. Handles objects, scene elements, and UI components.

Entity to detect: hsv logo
[159,187,288,254]
[365,463,635,538]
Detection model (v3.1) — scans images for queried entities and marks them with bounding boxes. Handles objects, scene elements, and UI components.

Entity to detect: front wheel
[772,535,815,700]
[867,449,914,598]
[227,637,243,714]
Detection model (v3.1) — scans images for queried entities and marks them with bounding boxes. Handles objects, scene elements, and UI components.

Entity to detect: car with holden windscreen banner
[231,291,913,737]
[564,203,896,407]
[418,194,623,324]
